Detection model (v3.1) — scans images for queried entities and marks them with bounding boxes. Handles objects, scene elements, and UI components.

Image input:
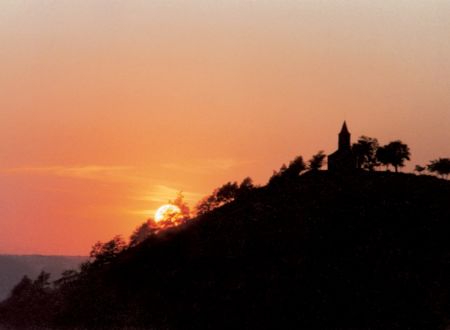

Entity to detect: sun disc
[154,204,181,222]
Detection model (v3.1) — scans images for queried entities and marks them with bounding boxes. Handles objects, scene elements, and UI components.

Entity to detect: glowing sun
[154,204,181,222]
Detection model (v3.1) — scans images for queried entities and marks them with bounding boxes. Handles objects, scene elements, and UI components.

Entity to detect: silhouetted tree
[89,235,127,266]
[309,151,326,171]
[239,177,254,189]
[269,156,306,185]
[215,182,239,204]
[414,165,426,175]
[428,158,450,179]
[196,195,217,216]
[377,141,410,172]
[196,178,255,215]
[129,219,158,247]
[237,177,255,198]
[285,156,307,177]
[0,273,54,326]
[53,270,79,288]
[169,192,191,221]
[352,136,379,170]
[34,271,51,291]
[9,275,33,299]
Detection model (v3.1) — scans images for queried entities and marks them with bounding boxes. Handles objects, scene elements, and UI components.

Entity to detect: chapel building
[328,122,357,172]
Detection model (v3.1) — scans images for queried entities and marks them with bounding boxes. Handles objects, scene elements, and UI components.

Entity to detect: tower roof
[340,121,350,135]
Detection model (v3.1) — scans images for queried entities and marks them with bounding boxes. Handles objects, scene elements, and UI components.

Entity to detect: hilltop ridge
[1,171,450,329]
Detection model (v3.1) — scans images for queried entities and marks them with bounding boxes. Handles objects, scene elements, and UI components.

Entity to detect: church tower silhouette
[328,122,357,171]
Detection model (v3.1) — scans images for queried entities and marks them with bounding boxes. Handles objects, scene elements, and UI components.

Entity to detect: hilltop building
[328,122,357,172]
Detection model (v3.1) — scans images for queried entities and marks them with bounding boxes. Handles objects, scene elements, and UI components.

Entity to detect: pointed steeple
[340,121,349,134]
[338,121,351,150]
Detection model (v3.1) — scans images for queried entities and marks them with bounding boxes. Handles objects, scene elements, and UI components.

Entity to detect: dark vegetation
[0,255,86,301]
[352,136,411,172]
[1,167,450,329]
[351,134,449,179]
[427,158,450,179]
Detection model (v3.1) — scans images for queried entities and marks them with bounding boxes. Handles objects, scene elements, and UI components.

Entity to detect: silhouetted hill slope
[2,172,450,329]
[0,255,86,301]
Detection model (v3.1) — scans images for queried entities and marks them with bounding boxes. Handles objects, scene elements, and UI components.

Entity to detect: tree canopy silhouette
[428,158,450,179]
[352,136,379,171]
[88,235,127,267]
[169,192,191,221]
[9,276,33,300]
[308,151,326,171]
[269,155,306,185]
[196,177,255,215]
[0,271,54,326]
[129,219,158,247]
[377,140,410,172]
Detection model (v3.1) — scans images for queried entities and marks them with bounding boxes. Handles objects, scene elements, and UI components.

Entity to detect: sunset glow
[154,204,181,223]
[1,1,449,255]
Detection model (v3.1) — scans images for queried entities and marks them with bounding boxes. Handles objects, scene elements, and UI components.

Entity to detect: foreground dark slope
[3,172,450,329]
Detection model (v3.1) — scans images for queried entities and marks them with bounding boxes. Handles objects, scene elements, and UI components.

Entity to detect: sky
[0,0,449,255]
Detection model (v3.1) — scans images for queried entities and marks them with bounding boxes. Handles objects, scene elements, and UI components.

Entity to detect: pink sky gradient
[1,1,449,254]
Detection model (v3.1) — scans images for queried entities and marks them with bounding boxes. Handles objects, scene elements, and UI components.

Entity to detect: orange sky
[1,1,449,255]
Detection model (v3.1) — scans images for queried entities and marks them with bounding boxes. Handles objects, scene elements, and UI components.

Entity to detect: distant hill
[1,172,449,329]
[0,255,86,301]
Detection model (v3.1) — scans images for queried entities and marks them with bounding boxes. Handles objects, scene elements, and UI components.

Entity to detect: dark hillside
[1,172,450,329]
